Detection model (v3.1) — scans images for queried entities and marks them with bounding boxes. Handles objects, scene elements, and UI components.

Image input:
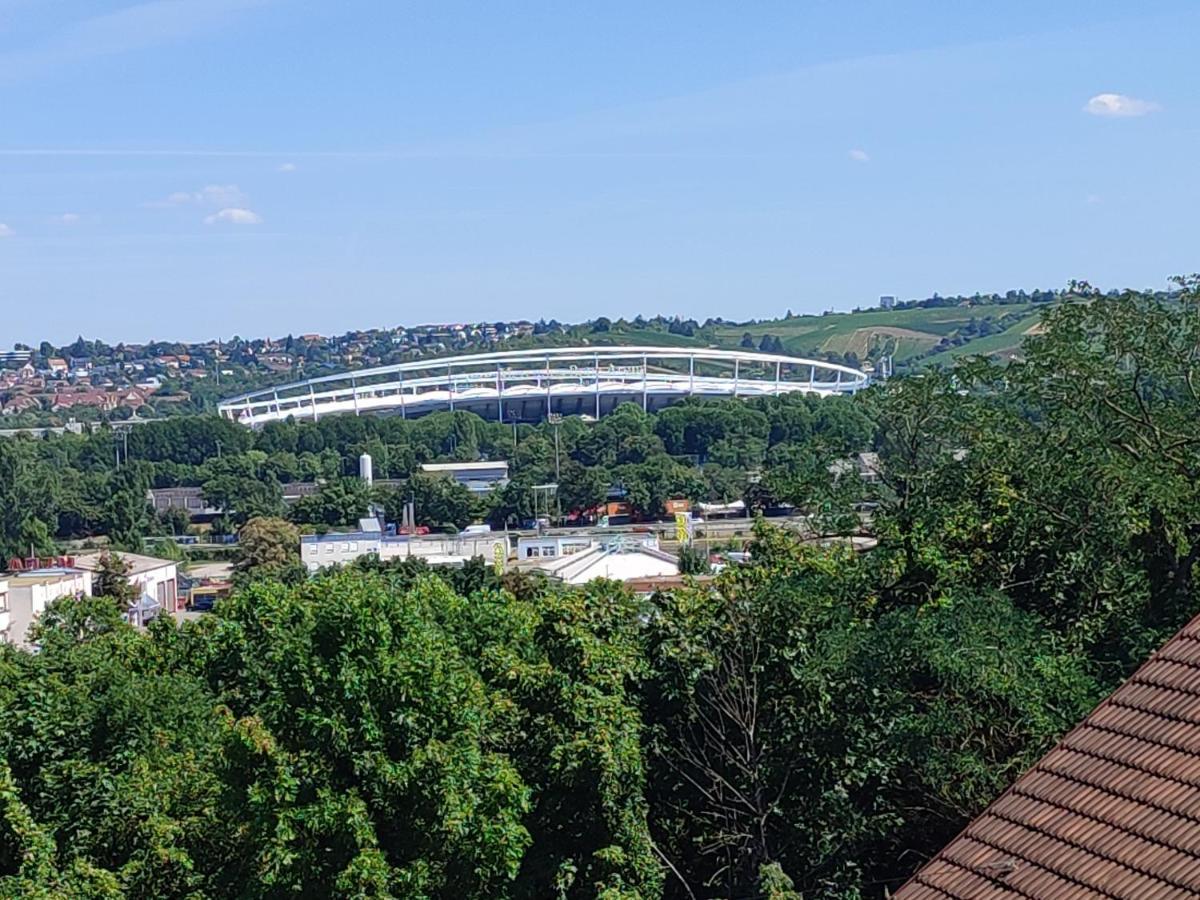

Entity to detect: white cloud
[58,212,80,224]
[204,207,262,225]
[848,148,869,162]
[1084,93,1160,117]
[0,223,13,238]
[150,184,248,208]
[277,162,297,172]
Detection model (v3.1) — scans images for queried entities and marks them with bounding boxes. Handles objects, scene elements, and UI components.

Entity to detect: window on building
[349,542,358,552]
[543,547,556,557]
[526,547,540,558]
[325,545,334,554]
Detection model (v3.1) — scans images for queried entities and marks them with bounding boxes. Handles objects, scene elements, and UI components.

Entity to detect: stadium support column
[448,363,455,412]
[836,369,842,391]
[545,354,551,419]
[399,370,406,419]
[497,368,504,423]
[351,377,360,416]
[689,355,695,395]
[733,359,740,397]
[775,359,781,393]
[594,352,600,418]
[309,385,318,422]
[273,389,282,419]
[810,365,816,391]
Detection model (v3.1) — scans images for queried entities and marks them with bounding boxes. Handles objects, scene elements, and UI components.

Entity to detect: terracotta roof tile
[895,615,1200,898]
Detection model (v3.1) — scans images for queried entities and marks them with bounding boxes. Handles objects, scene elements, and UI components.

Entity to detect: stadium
[217,346,870,427]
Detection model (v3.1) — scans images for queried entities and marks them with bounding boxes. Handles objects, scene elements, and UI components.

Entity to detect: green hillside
[703,302,1052,368]
[546,302,1056,371]
[919,309,1048,367]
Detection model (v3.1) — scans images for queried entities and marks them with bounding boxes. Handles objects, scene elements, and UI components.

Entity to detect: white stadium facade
[217,346,870,427]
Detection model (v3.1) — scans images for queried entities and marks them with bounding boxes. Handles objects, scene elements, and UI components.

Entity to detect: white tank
[359,453,373,487]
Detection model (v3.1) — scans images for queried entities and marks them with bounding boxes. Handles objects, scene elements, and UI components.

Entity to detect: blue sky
[1,1,1197,343]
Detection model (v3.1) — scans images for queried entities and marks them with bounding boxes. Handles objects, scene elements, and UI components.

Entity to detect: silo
[359,452,374,487]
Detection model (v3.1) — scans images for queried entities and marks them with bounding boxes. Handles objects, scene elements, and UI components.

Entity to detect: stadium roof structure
[895,612,1200,899]
[217,346,869,427]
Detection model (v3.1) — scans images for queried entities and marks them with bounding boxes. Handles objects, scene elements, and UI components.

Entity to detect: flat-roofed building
[419,460,509,494]
[516,531,659,562]
[74,551,180,622]
[6,568,93,648]
[300,531,508,574]
[148,486,221,522]
[524,540,679,586]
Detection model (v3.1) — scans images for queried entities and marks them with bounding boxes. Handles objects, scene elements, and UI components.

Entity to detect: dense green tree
[289,476,371,527]
[644,525,1098,899]
[102,466,153,552]
[91,552,139,609]
[556,461,611,517]
[200,453,285,525]
[379,474,476,531]
[16,517,57,558]
[0,439,59,560]
[235,516,305,587]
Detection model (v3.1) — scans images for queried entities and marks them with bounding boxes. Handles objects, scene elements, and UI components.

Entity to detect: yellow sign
[675,511,689,543]
[493,542,505,576]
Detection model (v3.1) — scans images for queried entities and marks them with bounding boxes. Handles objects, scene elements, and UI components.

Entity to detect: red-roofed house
[894,611,1200,899]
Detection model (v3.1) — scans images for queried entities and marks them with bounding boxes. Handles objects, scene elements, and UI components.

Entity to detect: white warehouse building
[4,568,94,648]
[301,529,508,573]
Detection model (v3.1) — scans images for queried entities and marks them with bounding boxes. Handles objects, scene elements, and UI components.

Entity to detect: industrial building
[4,568,93,648]
[419,460,509,494]
[300,526,507,574]
[516,531,659,561]
[520,540,680,585]
[74,551,181,622]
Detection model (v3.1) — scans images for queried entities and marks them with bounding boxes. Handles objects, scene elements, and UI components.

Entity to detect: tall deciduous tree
[235,516,304,586]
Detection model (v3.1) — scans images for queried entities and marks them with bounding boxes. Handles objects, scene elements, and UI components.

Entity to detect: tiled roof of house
[895,614,1200,899]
